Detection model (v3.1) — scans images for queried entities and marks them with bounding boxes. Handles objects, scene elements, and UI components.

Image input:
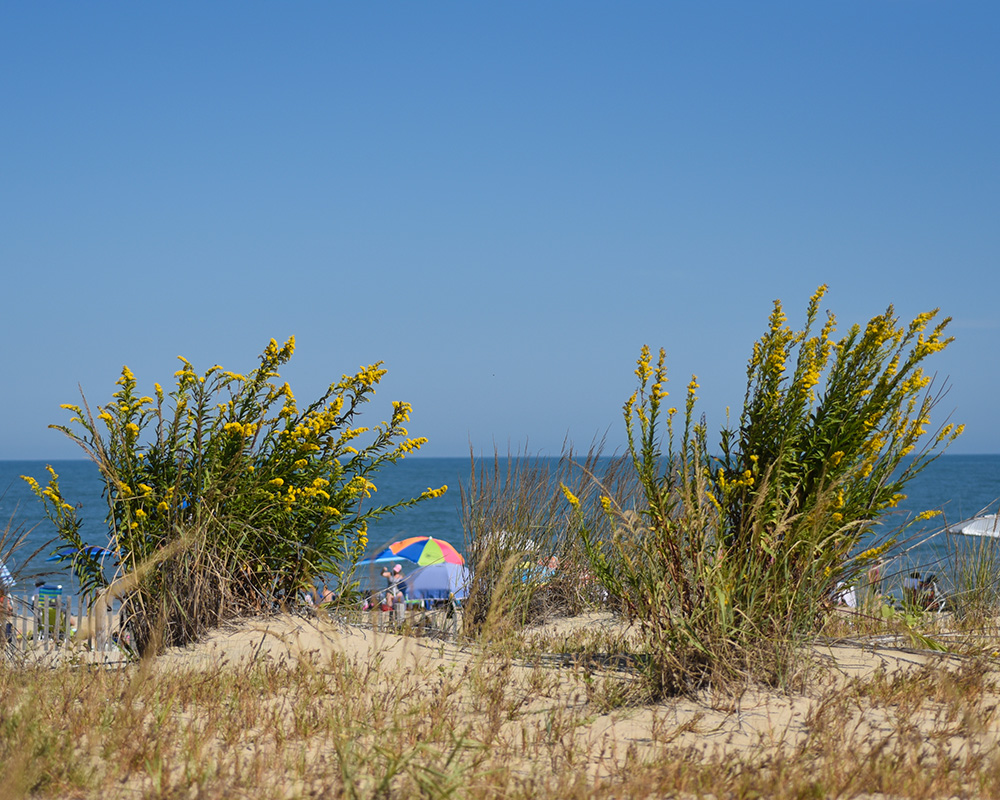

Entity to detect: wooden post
[20,593,28,653]
[64,595,73,642]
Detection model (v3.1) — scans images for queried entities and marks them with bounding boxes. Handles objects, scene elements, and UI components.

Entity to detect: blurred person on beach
[383,563,407,602]
[865,560,885,607]
[301,585,319,608]
[903,572,923,608]
[1,558,13,643]
[834,581,857,608]
[918,574,943,611]
[867,560,883,591]
[392,564,408,602]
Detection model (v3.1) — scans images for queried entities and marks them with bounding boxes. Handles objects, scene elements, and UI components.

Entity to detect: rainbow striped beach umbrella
[371,536,465,566]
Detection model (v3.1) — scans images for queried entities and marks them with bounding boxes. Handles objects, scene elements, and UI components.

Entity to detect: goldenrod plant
[577,287,962,694]
[25,337,443,655]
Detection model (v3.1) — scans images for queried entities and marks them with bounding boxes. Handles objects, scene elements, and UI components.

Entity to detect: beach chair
[34,584,65,642]
[37,584,62,601]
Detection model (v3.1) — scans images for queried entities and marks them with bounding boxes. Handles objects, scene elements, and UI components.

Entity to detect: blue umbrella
[407,562,470,601]
[46,545,113,562]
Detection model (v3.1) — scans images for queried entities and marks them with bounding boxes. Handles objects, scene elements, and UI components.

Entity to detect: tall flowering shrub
[717,287,958,555]
[26,337,444,654]
[577,288,961,694]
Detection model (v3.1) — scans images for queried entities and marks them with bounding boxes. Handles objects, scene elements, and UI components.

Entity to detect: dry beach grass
[4,608,1000,799]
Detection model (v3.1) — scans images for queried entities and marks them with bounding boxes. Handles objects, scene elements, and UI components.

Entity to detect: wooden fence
[3,592,125,657]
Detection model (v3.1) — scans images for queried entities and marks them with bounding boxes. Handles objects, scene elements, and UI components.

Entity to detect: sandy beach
[4,599,1000,799]
[107,610,1000,795]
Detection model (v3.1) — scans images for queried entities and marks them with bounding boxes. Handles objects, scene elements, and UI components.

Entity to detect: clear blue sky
[2,2,997,460]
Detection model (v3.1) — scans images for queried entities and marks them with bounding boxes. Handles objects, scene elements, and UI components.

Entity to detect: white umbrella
[947,514,1000,538]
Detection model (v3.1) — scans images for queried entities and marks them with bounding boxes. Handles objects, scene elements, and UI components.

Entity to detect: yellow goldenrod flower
[855,540,895,562]
[635,345,652,383]
[560,484,580,508]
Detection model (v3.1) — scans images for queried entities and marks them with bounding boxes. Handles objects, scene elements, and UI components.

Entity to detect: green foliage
[718,287,958,558]
[25,337,443,655]
[577,287,961,694]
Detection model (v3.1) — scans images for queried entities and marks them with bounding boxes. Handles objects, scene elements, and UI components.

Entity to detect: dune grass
[459,444,633,641]
[3,606,1000,799]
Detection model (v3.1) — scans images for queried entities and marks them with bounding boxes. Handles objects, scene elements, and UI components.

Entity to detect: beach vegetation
[23,337,442,656]
[3,612,1000,798]
[575,286,962,694]
[946,531,1000,629]
[459,445,634,640]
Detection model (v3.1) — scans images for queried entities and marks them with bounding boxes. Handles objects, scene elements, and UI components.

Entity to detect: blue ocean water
[0,458,471,591]
[2,456,999,593]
